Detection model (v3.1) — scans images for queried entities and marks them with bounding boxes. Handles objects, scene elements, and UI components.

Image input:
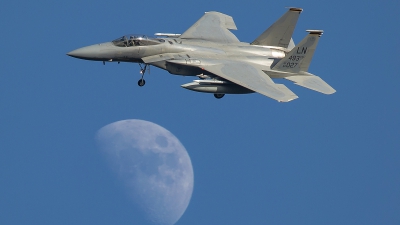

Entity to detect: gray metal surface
[67,8,335,102]
[251,8,302,48]
[202,61,298,102]
[180,11,239,43]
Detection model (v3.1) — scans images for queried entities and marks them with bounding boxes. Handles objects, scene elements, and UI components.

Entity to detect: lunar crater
[96,119,193,225]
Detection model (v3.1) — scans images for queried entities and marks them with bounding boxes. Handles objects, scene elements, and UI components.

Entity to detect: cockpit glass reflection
[112,34,165,47]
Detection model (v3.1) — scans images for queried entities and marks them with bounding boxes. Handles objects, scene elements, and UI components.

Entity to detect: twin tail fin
[251,8,302,49]
[272,30,323,73]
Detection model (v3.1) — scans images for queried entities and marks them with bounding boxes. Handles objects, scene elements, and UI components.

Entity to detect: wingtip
[286,7,303,12]
[306,30,324,35]
[278,96,299,103]
[326,89,336,95]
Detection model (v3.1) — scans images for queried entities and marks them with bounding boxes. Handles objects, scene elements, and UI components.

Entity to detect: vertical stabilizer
[251,8,302,48]
[272,30,323,73]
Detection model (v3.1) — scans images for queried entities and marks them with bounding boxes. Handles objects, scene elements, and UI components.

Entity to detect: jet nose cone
[66,49,80,58]
[67,45,100,60]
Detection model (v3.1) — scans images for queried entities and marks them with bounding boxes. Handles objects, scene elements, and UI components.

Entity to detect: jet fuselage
[67,9,335,101]
[67,38,285,76]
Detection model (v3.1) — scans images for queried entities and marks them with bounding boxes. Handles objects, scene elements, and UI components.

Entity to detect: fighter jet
[67,8,335,102]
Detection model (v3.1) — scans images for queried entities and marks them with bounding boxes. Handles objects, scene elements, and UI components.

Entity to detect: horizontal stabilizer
[285,75,336,94]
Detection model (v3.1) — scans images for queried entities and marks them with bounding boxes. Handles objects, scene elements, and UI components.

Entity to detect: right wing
[202,61,298,102]
[180,11,240,44]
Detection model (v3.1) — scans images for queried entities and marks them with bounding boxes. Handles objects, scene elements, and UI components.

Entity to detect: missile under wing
[67,8,335,102]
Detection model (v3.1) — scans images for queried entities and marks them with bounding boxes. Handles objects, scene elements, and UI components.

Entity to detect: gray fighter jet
[67,8,335,102]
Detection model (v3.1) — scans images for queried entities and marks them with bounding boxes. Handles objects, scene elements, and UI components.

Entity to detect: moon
[95,119,194,225]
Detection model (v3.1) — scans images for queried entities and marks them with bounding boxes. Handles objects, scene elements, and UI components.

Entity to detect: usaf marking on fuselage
[67,8,335,102]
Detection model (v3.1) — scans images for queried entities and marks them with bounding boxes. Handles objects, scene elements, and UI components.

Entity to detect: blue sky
[1,0,399,224]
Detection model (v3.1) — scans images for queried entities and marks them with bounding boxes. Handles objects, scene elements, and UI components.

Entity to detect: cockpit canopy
[112,34,165,47]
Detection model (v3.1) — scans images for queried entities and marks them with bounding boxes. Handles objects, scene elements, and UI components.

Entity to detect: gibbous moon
[96,119,194,225]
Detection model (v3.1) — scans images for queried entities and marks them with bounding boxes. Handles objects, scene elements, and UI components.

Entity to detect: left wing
[202,61,298,102]
[144,54,298,102]
[180,12,240,44]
